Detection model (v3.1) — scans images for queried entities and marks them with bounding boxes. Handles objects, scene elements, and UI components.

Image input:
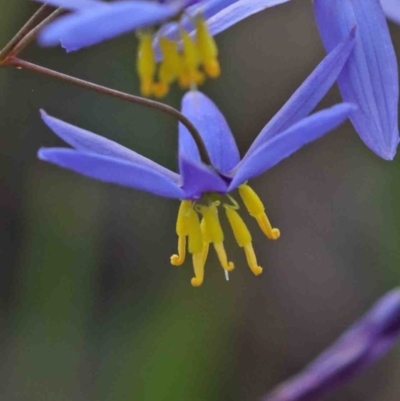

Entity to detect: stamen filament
[170,235,186,266]
[214,242,235,271]
[191,252,205,287]
[243,243,263,276]
[238,184,280,240]
[224,205,263,276]
[171,200,192,266]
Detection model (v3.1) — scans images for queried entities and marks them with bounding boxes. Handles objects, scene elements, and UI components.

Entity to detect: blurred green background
[0,1,400,400]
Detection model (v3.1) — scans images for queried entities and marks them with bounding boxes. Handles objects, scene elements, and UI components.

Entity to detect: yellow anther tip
[191,277,203,287]
[153,82,169,98]
[271,228,281,240]
[252,266,263,276]
[224,261,235,272]
[204,60,220,78]
[170,254,184,266]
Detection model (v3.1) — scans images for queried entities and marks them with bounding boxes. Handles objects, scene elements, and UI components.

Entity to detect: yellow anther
[171,200,192,266]
[243,243,263,276]
[191,219,210,287]
[224,206,263,276]
[187,208,203,255]
[199,204,234,272]
[238,184,280,240]
[136,32,156,96]
[191,252,205,287]
[159,37,183,83]
[224,205,252,247]
[180,29,204,88]
[199,204,224,243]
[153,82,169,98]
[195,17,220,78]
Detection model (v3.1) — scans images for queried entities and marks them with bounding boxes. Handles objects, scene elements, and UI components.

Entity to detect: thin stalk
[9,8,64,58]
[7,57,212,165]
[0,4,51,61]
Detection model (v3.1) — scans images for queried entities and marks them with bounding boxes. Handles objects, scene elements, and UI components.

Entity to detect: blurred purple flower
[314,0,399,160]
[34,0,291,97]
[263,288,400,401]
[37,33,355,286]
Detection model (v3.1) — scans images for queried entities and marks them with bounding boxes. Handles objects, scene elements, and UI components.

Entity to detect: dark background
[0,1,399,400]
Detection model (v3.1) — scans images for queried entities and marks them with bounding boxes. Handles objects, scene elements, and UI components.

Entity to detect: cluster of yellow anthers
[137,16,220,98]
[171,184,280,287]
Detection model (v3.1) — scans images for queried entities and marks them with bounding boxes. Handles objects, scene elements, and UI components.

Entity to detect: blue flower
[262,288,400,401]
[381,0,400,24]
[314,0,399,160]
[37,34,355,286]
[36,0,291,97]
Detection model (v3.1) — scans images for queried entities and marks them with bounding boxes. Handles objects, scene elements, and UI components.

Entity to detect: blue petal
[381,0,400,25]
[38,1,179,50]
[153,0,290,57]
[229,103,355,189]
[263,288,400,401]
[38,148,185,199]
[244,29,356,159]
[314,0,399,160]
[179,157,229,199]
[33,0,101,10]
[180,91,240,173]
[40,110,180,182]
[204,0,292,37]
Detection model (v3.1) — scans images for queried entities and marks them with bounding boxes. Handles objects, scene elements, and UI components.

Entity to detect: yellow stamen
[180,29,204,89]
[199,204,234,272]
[171,200,192,266]
[191,219,210,287]
[238,184,280,240]
[195,17,220,78]
[187,207,203,255]
[243,243,263,276]
[136,32,156,96]
[224,205,263,276]
[159,37,183,83]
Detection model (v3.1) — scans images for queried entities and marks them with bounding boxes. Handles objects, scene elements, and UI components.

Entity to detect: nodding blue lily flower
[37,34,355,286]
[262,288,400,401]
[35,0,291,97]
[314,0,399,160]
[381,0,400,24]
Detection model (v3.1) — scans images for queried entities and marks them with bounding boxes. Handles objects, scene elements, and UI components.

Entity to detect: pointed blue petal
[33,0,101,10]
[38,148,185,199]
[179,157,229,199]
[38,1,179,50]
[244,29,356,159]
[40,110,180,182]
[230,103,355,189]
[263,288,400,401]
[314,0,399,160]
[204,0,292,37]
[381,0,400,25]
[180,91,240,173]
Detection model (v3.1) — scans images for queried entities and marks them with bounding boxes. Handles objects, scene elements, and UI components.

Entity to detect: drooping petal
[262,288,400,401]
[244,29,356,159]
[314,0,399,160]
[40,110,180,182]
[38,148,186,199]
[38,1,180,50]
[179,157,229,199]
[33,0,102,10]
[229,103,354,189]
[180,91,240,173]
[380,0,400,25]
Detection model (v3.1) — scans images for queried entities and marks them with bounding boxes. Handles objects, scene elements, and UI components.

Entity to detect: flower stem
[8,8,64,58]
[7,57,212,165]
[0,4,51,62]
